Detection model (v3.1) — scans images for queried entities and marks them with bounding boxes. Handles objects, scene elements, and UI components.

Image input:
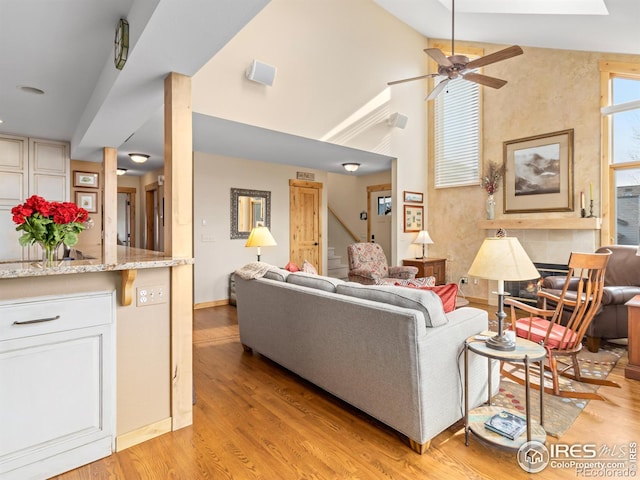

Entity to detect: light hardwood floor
[54,304,640,479]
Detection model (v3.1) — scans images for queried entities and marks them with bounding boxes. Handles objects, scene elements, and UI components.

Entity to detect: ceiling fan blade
[426,79,450,101]
[463,72,507,89]
[387,73,436,86]
[424,48,453,67]
[466,45,523,70]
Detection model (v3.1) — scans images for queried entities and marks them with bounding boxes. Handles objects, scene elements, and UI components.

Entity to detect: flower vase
[39,241,63,267]
[486,194,496,220]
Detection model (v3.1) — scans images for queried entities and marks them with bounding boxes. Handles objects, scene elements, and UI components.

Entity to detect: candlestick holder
[587,199,596,218]
[581,208,586,218]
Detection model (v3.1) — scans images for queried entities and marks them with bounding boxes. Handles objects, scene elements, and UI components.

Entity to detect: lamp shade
[412,230,434,245]
[245,225,277,248]
[468,236,538,282]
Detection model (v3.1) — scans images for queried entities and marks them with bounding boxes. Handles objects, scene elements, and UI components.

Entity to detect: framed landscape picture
[503,129,574,213]
[403,191,424,204]
[73,171,99,188]
[403,205,423,232]
[76,191,97,213]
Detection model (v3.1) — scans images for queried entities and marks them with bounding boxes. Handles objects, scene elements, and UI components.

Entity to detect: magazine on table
[484,410,527,440]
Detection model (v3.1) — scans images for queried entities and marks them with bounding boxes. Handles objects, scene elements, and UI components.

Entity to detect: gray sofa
[235,267,498,453]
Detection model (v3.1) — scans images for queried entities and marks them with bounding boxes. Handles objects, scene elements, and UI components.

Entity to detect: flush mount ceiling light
[116,168,127,176]
[129,153,149,163]
[342,163,360,172]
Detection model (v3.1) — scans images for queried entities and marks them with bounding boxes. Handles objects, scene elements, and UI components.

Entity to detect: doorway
[117,187,136,247]
[145,182,164,251]
[367,183,392,261]
[289,179,322,273]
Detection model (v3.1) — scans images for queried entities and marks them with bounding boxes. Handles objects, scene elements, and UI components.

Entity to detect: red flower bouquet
[12,195,89,263]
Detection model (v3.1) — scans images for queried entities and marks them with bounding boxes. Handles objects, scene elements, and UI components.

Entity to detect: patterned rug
[493,343,625,438]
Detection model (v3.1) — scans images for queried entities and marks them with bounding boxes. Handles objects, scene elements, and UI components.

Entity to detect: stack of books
[484,410,527,440]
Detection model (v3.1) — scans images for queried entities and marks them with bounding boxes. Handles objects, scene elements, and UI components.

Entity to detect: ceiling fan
[388,0,524,101]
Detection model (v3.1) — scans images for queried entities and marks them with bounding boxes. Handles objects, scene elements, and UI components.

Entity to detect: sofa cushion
[287,272,344,292]
[263,268,290,282]
[336,283,448,327]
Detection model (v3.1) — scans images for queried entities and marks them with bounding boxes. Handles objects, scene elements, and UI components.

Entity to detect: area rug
[492,343,625,438]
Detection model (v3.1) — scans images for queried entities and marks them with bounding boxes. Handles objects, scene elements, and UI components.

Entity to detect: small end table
[402,257,446,285]
[464,333,546,449]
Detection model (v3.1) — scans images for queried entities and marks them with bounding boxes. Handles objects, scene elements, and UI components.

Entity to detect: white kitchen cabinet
[0,291,115,480]
[0,134,70,261]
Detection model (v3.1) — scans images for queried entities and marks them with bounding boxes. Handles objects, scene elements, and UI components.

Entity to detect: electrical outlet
[461,277,468,284]
[137,285,168,306]
[473,278,479,285]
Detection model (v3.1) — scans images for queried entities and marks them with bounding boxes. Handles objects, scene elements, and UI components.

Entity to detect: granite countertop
[0,246,194,279]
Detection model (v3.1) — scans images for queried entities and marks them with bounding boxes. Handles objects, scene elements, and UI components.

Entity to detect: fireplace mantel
[478,218,601,230]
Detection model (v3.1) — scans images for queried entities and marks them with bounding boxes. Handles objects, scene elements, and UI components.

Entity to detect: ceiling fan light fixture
[129,153,149,163]
[342,163,360,172]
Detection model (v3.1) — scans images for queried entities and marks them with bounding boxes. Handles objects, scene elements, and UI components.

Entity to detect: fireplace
[504,262,569,305]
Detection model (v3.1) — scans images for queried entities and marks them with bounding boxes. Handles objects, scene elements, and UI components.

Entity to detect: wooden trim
[115,417,172,452]
[120,269,137,306]
[366,183,391,242]
[194,299,229,309]
[103,147,118,264]
[478,218,601,230]
[289,179,322,189]
[599,60,640,74]
[328,205,359,243]
[164,72,194,431]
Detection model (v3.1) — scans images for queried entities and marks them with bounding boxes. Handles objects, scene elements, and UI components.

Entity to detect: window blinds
[434,78,481,188]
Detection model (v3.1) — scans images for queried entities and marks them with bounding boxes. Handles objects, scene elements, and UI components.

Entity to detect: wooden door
[289,180,322,273]
[369,188,392,261]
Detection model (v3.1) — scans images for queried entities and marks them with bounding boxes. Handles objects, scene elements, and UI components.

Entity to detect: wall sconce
[116,168,127,176]
[342,163,360,172]
[387,112,408,129]
[129,153,149,163]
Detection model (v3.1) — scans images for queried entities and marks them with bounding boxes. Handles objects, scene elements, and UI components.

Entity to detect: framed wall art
[503,129,574,214]
[403,205,423,232]
[403,191,424,204]
[73,171,99,188]
[75,191,97,213]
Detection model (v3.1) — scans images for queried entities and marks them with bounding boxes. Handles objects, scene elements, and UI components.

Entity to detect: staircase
[327,247,349,280]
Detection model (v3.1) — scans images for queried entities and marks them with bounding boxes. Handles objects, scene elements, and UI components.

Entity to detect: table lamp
[412,230,433,259]
[245,224,277,261]
[467,230,538,351]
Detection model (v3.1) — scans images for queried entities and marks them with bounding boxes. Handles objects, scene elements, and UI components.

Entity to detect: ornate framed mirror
[230,188,271,239]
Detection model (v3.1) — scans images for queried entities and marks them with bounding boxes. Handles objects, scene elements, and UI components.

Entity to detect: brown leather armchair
[539,245,640,352]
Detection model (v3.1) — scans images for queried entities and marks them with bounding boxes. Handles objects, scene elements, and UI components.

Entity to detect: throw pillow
[284,261,299,272]
[302,260,318,275]
[395,282,459,313]
[391,277,436,287]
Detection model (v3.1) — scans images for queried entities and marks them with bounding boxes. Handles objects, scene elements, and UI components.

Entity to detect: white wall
[194,152,328,304]
[191,0,431,302]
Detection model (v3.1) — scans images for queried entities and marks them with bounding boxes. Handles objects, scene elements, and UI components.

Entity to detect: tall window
[601,63,640,245]
[434,78,481,188]
[430,45,483,189]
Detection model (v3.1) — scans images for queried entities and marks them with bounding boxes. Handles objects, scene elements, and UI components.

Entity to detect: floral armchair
[347,243,418,285]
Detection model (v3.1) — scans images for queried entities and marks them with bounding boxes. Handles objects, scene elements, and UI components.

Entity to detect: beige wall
[0,269,171,438]
[427,41,640,300]
[70,159,103,252]
[193,152,328,305]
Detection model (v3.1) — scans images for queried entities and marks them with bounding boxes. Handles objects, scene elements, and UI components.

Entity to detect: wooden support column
[164,72,194,430]
[103,147,118,264]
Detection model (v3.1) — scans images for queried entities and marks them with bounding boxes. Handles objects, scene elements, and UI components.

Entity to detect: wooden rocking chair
[502,250,620,400]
